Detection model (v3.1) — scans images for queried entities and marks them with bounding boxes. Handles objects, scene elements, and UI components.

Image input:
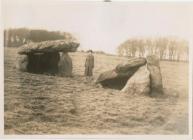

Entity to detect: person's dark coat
[84,54,94,76]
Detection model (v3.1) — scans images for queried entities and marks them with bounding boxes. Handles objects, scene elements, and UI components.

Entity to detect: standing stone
[121,65,150,95]
[146,55,163,96]
[16,55,28,72]
[58,52,72,77]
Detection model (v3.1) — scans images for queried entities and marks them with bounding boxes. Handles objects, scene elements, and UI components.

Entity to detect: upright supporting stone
[146,55,163,96]
[121,65,150,95]
[58,52,73,77]
[16,55,28,72]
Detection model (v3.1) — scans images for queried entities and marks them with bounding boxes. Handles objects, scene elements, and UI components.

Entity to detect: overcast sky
[3,0,193,54]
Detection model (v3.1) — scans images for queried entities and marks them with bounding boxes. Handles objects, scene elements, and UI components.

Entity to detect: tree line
[117,37,189,61]
[4,28,75,47]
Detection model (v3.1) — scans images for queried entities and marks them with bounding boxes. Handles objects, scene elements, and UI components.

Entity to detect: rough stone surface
[16,55,28,72]
[95,58,146,89]
[146,55,160,67]
[115,57,146,73]
[17,40,79,74]
[121,65,150,95]
[18,40,79,55]
[146,55,163,96]
[58,52,73,77]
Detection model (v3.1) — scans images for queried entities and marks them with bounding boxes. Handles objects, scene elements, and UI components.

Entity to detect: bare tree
[117,37,188,61]
[117,45,125,56]
[145,39,154,55]
[156,38,168,60]
[137,39,145,57]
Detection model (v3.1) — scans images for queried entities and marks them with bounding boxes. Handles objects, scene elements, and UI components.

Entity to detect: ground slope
[4,48,188,134]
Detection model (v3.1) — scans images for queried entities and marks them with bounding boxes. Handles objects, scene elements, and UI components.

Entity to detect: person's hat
[87,49,93,53]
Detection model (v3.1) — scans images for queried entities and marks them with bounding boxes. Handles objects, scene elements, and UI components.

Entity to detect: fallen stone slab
[95,57,146,90]
[115,57,146,73]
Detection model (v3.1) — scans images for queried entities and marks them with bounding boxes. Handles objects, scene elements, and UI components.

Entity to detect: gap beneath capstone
[27,52,60,74]
[100,76,131,90]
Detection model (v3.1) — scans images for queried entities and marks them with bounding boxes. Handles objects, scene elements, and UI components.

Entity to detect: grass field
[4,47,189,134]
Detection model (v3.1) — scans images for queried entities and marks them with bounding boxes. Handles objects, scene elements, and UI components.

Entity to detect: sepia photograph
[2,0,193,136]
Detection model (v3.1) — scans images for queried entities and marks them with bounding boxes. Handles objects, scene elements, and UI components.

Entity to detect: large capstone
[121,65,150,95]
[18,40,79,55]
[58,52,73,77]
[146,55,163,96]
[16,40,79,74]
[95,58,146,90]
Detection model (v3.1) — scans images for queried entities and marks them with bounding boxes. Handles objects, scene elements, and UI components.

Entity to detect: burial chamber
[95,58,147,90]
[95,56,163,96]
[17,40,79,74]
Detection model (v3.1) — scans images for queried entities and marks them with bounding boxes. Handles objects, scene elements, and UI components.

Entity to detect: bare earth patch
[4,48,188,134]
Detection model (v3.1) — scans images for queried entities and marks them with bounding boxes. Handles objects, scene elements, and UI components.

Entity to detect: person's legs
[84,67,94,82]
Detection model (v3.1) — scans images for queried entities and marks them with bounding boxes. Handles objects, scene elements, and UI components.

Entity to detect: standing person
[84,50,94,80]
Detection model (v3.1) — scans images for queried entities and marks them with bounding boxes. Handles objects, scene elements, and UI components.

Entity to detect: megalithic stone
[18,40,79,55]
[16,54,28,72]
[121,65,150,95]
[58,52,73,77]
[95,57,146,90]
[16,40,79,74]
[146,55,163,96]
